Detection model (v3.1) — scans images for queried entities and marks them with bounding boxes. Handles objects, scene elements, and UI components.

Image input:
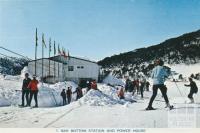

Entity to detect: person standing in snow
[184,77,198,103]
[91,80,98,90]
[125,78,130,92]
[118,87,125,99]
[146,59,173,110]
[146,81,150,91]
[60,89,67,106]
[140,79,145,98]
[67,87,72,104]
[86,80,91,92]
[135,79,140,95]
[20,73,31,107]
[74,86,83,100]
[28,75,39,108]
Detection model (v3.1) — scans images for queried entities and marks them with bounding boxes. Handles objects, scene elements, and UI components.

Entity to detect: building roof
[50,55,98,64]
[28,55,98,65]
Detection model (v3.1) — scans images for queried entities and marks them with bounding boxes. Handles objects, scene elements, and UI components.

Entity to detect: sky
[0,0,200,61]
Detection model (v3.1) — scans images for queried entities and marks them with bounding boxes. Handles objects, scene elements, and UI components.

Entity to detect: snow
[0,64,200,128]
[168,63,200,77]
[20,66,31,78]
[80,86,123,106]
[103,73,125,86]
[0,74,79,107]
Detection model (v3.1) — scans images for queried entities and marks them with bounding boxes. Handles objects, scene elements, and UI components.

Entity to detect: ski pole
[171,75,187,103]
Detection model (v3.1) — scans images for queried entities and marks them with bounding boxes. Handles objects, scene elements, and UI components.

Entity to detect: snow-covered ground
[0,64,200,128]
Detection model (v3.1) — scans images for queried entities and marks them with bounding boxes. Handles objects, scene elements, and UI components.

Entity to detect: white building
[28,55,101,83]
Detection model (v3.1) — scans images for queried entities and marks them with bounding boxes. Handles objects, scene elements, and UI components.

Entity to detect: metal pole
[54,57,56,83]
[35,28,38,75]
[49,38,51,77]
[58,62,59,82]
[35,43,37,75]
[171,75,187,102]
[42,41,44,84]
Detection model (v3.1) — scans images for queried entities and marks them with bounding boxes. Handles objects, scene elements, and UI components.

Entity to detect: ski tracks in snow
[43,103,82,128]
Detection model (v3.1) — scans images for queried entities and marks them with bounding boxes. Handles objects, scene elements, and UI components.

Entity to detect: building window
[77,66,84,69]
[68,66,74,71]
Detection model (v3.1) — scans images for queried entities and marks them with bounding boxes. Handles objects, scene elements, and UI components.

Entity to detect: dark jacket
[22,78,31,90]
[61,91,66,98]
[74,87,83,99]
[185,81,198,93]
[67,89,72,98]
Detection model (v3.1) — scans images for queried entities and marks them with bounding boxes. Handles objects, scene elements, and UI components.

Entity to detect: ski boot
[166,103,174,110]
[146,106,156,111]
[189,99,194,104]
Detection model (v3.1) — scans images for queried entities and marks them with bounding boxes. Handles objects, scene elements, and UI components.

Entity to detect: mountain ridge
[98,29,200,79]
[98,29,200,67]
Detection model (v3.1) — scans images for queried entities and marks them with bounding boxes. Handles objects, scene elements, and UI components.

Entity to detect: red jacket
[91,81,97,90]
[28,80,39,91]
[118,89,124,97]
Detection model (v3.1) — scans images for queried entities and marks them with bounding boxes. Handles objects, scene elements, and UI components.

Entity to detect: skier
[140,79,145,98]
[146,59,173,110]
[129,80,134,93]
[60,89,67,106]
[118,87,125,99]
[91,80,98,90]
[67,86,72,104]
[135,79,140,94]
[20,73,31,107]
[131,79,136,95]
[28,75,39,108]
[125,78,130,92]
[86,80,91,92]
[184,77,198,103]
[74,86,83,100]
[146,81,150,91]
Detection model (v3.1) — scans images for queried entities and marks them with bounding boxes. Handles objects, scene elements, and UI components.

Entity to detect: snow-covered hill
[0,57,28,75]
[98,30,200,81]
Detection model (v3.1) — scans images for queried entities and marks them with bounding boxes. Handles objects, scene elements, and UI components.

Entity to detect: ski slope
[0,64,200,128]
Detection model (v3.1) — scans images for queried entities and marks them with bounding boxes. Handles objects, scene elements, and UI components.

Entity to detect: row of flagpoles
[34,28,70,82]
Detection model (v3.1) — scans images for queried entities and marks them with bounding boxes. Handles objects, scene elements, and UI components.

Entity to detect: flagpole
[54,41,56,83]
[48,38,51,86]
[58,62,59,82]
[35,44,37,75]
[35,28,38,75]
[42,37,44,84]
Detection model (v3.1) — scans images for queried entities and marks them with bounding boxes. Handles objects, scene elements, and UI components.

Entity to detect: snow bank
[4,75,21,81]
[103,74,125,86]
[0,73,79,107]
[20,66,31,79]
[80,90,122,106]
[80,84,126,106]
[36,81,79,107]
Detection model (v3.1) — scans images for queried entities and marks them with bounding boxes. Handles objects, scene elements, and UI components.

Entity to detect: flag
[49,38,51,52]
[36,28,38,46]
[42,33,46,48]
[62,47,66,57]
[58,44,61,55]
[54,41,56,55]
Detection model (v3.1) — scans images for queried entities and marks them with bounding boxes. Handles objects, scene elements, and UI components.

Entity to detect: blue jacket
[151,66,169,85]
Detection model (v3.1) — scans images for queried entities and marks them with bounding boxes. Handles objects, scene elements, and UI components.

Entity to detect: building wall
[28,57,100,83]
[64,58,100,82]
[28,59,64,81]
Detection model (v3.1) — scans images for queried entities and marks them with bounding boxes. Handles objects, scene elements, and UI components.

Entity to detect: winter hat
[25,73,29,77]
